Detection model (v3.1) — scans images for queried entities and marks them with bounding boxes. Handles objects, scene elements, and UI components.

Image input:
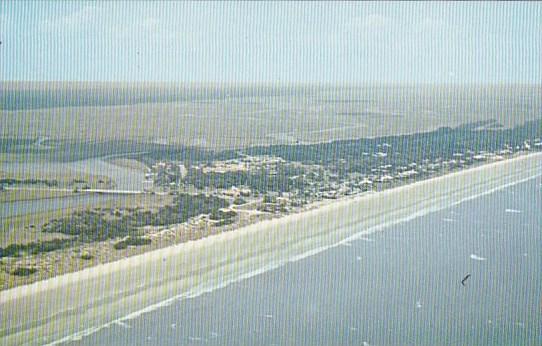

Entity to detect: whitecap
[113,321,131,329]
[505,209,522,213]
[416,301,423,309]
[470,254,487,261]
[442,218,455,222]
[37,157,542,346]
[356,256,362,261]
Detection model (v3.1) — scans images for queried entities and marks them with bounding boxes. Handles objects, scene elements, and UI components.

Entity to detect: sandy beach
[1,152,541,345]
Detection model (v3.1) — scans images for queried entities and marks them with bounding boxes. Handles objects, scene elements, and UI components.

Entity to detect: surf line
[43,168,542,346]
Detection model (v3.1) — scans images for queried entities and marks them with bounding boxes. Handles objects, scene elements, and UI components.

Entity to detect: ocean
[70,176,541,345]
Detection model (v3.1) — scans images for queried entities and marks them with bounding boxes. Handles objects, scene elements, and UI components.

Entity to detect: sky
[0,1,541,83]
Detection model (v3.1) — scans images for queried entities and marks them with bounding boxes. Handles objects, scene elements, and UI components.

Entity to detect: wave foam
[505,209,522,213]
[470,254,487,261]
[3,153,541,346]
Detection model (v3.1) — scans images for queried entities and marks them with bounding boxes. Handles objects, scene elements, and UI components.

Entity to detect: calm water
[1,157,145,219]
[71,177,542,345]
[1,158,145,191]
[0,194,120,219]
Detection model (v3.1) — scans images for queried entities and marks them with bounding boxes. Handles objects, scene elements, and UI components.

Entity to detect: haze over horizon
[1,1,541,84]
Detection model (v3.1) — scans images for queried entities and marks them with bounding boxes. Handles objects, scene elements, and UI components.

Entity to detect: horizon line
[2,81,541,87]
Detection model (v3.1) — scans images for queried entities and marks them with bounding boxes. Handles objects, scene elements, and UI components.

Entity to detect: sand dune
[1,152,541,345]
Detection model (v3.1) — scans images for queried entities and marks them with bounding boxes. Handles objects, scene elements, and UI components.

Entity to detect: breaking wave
[470,254,487,261]
[2,153,540,346]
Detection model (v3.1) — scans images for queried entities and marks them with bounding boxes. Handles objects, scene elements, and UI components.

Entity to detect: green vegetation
[179,119,542,194]
[9,267,37,276]
[126,194,230,227]
[241,119,542,169]
[34,194,229,251]
[262,194,277,204]
[1,117,540,277]
[252,120,539,168]
[0,178,58,187]
[42,211,134,242]
[184,166,307,193]
[1,193,230,259]
[0,239,73,258]
[209,209,237,221]
[233,197,247,205]
[214,218,236,227]
[4,118,539,167]
[113,236,151,250]
[80,252,93,260]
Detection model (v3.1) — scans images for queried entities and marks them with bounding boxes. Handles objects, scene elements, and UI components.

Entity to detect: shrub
[263,194,276,204]
[43,211,133,241]
[209,209,237,220]
[80,252,93,260]
[113,236,151,250]
[215,218,235,227]
[113,241,128,250]
[233,197,247,205]
[10,267,37,276]
[124,236,152,246]
[0,239,70,258]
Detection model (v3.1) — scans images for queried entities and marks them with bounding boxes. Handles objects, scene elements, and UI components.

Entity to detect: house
[239,188,251,197]
[398,170,418,179]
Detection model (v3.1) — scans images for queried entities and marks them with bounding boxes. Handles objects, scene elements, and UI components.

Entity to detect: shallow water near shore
[1,155,539,345]
[71,176,542,345]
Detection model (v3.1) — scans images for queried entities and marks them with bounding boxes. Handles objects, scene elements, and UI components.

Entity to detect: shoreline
[3,152,538,293]
[1,152,541,344]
